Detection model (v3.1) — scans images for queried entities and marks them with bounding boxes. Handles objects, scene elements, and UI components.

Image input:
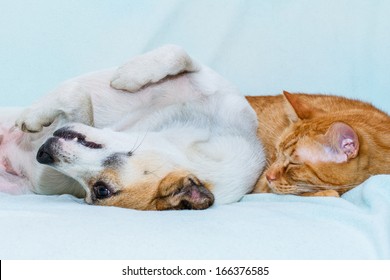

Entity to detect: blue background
[1,0,390,112]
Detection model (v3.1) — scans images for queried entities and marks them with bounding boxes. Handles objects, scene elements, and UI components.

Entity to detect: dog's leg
[15,86,93,133]
[110,45,200,92]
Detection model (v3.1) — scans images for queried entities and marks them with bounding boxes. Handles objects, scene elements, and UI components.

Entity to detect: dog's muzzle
[36,127,103,165]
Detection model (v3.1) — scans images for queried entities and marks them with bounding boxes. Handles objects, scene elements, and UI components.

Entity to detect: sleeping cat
[246,91,390,197]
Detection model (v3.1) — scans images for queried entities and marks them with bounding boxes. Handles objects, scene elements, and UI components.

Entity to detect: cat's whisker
[294,183,357,193]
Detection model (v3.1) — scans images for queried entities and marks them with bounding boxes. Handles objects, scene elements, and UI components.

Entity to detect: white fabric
[1,0,389,259]
[1,176,389,259]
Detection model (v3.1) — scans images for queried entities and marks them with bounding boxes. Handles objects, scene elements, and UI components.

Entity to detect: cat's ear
[322,122,359,161]
[283,91,321,122]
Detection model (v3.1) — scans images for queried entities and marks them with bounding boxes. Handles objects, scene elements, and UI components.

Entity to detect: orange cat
[246,91,390,197]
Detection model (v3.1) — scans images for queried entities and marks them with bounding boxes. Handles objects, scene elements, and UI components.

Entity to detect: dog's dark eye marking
[127,151,133,156]
[93,181,113,199]
[103,154,119,167]
[102,153,128,167]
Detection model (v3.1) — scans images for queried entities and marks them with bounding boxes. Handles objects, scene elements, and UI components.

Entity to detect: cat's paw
[15,107,59,133]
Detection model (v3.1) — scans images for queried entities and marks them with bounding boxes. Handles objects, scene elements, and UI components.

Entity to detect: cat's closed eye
[288,161,302,166]
[286,154,303,166]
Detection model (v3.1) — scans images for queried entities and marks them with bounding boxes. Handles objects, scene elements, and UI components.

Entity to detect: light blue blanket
[1,0,390,259]
[0,175,389,259]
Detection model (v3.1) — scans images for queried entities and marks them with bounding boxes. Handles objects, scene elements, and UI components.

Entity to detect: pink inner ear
[325,122,359,160]
[341,138,357,158]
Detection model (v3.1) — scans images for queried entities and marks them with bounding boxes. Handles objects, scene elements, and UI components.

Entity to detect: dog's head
[36,124,214,210]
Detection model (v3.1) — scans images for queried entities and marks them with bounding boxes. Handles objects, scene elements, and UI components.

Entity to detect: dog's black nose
[36,139,56,164]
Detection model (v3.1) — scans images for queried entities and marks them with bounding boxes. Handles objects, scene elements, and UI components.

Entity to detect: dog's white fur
[0,45,265,209]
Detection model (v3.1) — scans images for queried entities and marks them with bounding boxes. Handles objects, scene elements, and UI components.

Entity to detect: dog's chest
[0,125,34,194]
[0,125,25,176]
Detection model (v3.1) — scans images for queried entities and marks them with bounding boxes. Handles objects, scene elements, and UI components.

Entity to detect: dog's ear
[155,171,214,210]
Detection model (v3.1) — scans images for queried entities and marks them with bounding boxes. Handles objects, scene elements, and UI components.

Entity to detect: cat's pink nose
[265,171,278,183]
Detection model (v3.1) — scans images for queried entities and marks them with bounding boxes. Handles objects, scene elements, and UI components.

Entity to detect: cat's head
[264,91,369,195]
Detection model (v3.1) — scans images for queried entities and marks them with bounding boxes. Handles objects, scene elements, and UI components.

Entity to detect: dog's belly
[0,123,31,194]
[0,170,30,194]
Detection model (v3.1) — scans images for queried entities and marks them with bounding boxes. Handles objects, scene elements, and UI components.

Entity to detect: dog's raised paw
[111,57,160,92]
[15,108,56,133]
[110,62,155,93]
[110,45,198,93]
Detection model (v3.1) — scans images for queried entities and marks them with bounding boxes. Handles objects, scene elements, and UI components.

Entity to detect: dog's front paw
[15,107,58,133]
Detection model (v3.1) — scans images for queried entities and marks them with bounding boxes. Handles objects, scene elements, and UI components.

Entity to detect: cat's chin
[267,183,299,195]
[269,183,341,197]
[301,190,340,197]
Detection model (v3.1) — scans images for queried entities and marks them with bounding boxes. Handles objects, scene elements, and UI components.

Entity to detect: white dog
[0,45,265,210]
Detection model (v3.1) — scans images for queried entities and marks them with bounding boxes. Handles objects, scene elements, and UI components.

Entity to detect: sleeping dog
[0,45,265,210]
